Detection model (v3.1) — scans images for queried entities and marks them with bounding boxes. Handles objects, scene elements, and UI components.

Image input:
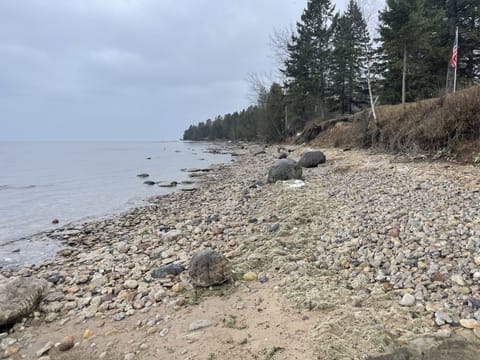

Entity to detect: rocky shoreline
[1,144,480,359]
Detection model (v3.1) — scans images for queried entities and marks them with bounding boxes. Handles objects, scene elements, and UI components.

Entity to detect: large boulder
[0,277,49,326]
[267,159,302,183]
[189,249,231,287]
[298,151,326,168]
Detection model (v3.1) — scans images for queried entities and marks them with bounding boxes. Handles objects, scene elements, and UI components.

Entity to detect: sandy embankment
[2,144,480,359]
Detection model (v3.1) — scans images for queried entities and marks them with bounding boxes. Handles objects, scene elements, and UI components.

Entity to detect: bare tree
[358,0,382,124]
[245,72,272,106]
[268,25,295,82]
[358,0,381,35]
[269,26,294,66]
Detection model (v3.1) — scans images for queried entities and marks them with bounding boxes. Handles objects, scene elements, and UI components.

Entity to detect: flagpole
[445,62,450,94]
[453,26,458,93]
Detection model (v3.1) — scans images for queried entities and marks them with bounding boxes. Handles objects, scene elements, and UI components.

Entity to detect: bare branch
[268,25,295,82]
[358,0,382,36]
[268,26,294,67]
[245,72,273,105]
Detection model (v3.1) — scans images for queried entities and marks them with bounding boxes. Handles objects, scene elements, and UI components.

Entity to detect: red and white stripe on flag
[450,45,457,68]
[450,30,458,69]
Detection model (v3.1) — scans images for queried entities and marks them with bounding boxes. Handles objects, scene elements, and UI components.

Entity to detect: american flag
[450,28,458,69]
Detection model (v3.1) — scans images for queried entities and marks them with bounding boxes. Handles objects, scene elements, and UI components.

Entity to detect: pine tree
[378,0,434,105]
[283,0,335,125]
[331,13,349,113]
[331,0,372,114]
[446,0,480,85]
[258,83,286,142]
[415,0,449,96]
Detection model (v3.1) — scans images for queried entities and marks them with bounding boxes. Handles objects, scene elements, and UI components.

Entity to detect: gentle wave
[0,184,37,190]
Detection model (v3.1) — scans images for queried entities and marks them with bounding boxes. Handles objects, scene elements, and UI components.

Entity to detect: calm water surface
[0,141,230,268]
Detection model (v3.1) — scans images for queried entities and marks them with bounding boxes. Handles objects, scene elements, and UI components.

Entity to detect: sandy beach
[2,144,480,359]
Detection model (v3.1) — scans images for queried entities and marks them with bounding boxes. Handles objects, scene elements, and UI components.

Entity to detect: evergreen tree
[378,0,435,105]
[283,0,335,124]
[415,0,450,96]
[446,0,480,85]
[330,13,349,113]
[210,116,224,140]
[258,83,286,142]
[379,0,421,103]
[331,0,372,114]
[377,0,480,100]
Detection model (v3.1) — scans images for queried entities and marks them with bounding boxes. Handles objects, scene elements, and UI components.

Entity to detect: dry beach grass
[2,144,480,359]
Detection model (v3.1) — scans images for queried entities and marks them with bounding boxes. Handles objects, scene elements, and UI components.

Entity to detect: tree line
[184,0,479,142]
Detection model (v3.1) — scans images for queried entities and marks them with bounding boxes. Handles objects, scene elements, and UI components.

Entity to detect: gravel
[2,145,480,357]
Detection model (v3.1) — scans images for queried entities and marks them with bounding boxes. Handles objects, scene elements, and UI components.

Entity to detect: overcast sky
[0,0,382,141]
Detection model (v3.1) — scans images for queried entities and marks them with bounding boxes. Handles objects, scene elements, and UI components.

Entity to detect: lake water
[0,141,230,268]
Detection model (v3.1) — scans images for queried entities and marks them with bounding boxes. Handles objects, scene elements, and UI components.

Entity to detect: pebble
[36,341,54,357]
[146,319,157,327]
[124,280,138,289]
[4,146,480,355]
[58,336,74,351]
[113,313,126,321]
[243,272,257,281]
[44,313,58,323]
[154,289,167,301]
[82,329,94,339]
[258,273,269,283]
[124,353,135,360]
[159,328,169,337]
[146,327,157,335]
[387,228,399,237]
[400,294,415,307]
[474,255,480,267]
[172,283,184,293]
[436,328,452,337]
[434,311,453,326]
[459,319,480,329]
[189,320,212,331]
[46,274,61,284]
[183,332,204,343]
[269,223,280,232]
[90,275,108,287]
[451,274,465,286]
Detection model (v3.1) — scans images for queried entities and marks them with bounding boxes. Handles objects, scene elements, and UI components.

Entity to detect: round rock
[267,159,302,183]
[297,151,326,168]
[189,249,231,288]
[400,293,415,307]
[58,336,75,352]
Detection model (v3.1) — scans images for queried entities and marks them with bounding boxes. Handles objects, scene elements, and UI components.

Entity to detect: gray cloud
[0,0,381,141]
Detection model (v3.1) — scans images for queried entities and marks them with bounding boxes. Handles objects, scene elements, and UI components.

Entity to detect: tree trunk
[365,45,377,124]
[402,43,407,112]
